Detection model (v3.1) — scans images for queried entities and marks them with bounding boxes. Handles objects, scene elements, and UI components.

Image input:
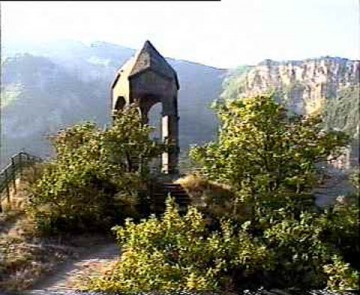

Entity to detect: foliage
[323,255,359,291]
[220,65,251,101]
[186,95,358,290]
[87,198,272,293]
[323,86,360,138]
[319,190,359,270]
[262,209,359,290]
[190,95,350,221]
[263,211,330,287]
[349,171,360,191]
[27,106,164,235]
[88,196,359,292]
[104,108,164,174]
[85,95,358,293]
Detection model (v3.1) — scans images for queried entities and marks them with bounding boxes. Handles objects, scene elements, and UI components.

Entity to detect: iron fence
[0,152,42,212]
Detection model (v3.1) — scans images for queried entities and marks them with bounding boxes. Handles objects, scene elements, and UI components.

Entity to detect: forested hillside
[0,41,226,167]
[1,41,358,170]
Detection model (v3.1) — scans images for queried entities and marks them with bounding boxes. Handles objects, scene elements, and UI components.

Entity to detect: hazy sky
[1,0,359,68]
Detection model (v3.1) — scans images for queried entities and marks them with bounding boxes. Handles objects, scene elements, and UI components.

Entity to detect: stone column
[161,114,179,174]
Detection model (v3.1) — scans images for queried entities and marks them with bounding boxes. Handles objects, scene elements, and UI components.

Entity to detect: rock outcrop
[222,57,360,204]
[223,57,359,116]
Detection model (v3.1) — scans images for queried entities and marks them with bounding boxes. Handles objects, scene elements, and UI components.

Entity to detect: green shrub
[86,195,359,293]
[27,107,164,235]
[263,211,330,288]
[319,194,359,270]
[87,197,272,293]
[84,96,358,293]
[190,95,350,222]
[323,255,359,291]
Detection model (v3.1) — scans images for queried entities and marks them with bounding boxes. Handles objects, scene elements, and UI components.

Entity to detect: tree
[190,95,350,220]
[87,197,359,292]
[104,107,164,174]
[87,198,271,293]
[188,95,358,290]
[28,106,164,234]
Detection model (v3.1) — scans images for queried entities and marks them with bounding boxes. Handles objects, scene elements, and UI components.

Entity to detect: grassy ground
[175,173,249,220]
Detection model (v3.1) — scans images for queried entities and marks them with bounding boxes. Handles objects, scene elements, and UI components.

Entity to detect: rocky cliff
[221,57,359,204]
[222,57,359,115]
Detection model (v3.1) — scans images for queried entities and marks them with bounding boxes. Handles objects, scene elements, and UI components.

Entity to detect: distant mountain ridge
[222,57,359,114]
[1,40,359,172]
[0,41,226,168]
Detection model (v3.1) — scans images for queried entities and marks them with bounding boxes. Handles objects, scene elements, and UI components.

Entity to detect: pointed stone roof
[129,41,179,88]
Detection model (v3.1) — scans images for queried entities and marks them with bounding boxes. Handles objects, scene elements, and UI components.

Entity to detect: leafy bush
[87,197,359,293]
[263,211,329,287]
[27,107,164,235]
[319,194,359,270]
[185,95,359,291]
[87,198,272,293]
[85,96,358,293]
[323,255,359,291]
[190,96,349,217]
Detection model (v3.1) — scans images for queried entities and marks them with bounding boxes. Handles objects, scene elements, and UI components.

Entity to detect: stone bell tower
[111,41,180,174]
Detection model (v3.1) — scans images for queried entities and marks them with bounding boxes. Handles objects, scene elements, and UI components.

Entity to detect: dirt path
[25,242,119,294]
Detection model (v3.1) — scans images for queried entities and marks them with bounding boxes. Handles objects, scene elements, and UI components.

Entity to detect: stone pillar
[140,107,150,125]
[161,114,179,174]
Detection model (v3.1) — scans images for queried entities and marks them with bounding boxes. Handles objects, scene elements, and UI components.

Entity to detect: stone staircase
[151,182,191,214]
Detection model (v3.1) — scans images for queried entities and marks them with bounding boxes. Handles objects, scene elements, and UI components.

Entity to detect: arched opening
[148,102,162,142]
[148,102,162,172]
[115,96,126,111]
[113,96,127,119]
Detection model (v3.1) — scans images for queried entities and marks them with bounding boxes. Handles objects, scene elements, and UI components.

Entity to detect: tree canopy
[190,95,350,218]
[88,95,358,292]
[28,106,164,234]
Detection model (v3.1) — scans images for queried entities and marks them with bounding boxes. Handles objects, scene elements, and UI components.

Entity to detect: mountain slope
[323,86,360,168]
[2,41,358,171]
[221,57,360,169]
[0,41,226,167]
[222,57,359,114]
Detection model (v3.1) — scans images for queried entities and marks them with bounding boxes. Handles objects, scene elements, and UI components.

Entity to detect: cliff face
[222,57,360,202]
[224,57,359,115]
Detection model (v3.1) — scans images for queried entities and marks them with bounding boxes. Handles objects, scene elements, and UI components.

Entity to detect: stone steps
[151,182,191,214]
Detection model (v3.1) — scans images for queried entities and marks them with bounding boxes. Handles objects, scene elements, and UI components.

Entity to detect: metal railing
[0,152,42,212]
